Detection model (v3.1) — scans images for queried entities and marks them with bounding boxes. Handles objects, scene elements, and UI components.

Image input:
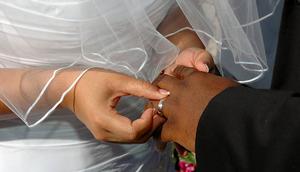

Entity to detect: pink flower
[179,162,196,172]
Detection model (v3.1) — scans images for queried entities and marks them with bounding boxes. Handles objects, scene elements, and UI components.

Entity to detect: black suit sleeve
[196,86,300,172]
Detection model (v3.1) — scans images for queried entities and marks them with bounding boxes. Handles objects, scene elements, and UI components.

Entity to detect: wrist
[167,30,205,51]
[60,85,75,111]
[48,69,83,111]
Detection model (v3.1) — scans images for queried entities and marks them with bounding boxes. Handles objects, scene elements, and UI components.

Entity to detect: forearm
[0,68,81,115]
[0,69,32,115]
[158,6,204,51]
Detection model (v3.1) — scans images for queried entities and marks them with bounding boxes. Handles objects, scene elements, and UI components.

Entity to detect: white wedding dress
[0,0,279,171]
[0,0,176,171]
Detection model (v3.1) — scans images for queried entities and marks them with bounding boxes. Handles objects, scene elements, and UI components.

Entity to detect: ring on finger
[157,98,166,116]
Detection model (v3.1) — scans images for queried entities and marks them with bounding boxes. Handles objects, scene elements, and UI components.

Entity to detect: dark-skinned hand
[148,66,239,152]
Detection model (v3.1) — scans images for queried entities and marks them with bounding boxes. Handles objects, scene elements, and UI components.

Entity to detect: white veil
[175,0,281,83]
[0,0,280,126]
[0,0,177,126]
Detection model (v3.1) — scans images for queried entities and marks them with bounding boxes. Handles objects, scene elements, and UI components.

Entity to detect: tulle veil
[0,0,280,126]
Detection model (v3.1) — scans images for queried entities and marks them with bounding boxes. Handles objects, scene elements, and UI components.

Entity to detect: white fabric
[0,0,178,126]
[0,0,176,171]
[176,0,280,83]
[0,0,280,127]
[0,108,174,172]
[0,0,279,171]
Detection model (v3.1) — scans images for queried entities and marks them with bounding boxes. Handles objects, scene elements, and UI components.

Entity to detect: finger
[99,111,134,141]
[159,119,174,142]
[164,48,208,76]
[152,115,168,152]
[106,109,158,142]
[174,48,204,68]
[164,63,177,76]
[150,96,177,119]
[123,109,165,143]
[152,74,179,91]
[151,114,166,133]
[133,114,166,143]
[119,77,170,100]
[175,48,214,71]
[131,108,157,139]
[173,65,197,80]
[192,48,214,72]
[195,63,210,73]
[87,103,157,143]
[144,100,154,110]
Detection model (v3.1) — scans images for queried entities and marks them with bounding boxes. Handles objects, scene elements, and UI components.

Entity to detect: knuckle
[126,79,142,90]
[134,80,154,97]
[174,65,185,75]
[139,80,152,90]
[179,79,189,89]
[105,78,116,91]
[128,131,138,140]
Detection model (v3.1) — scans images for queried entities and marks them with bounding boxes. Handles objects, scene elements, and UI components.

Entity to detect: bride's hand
[164,48,214,76]
[61,69,169,143]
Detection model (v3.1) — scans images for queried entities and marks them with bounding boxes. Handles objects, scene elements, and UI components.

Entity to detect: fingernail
[198,63,209,73]
[159,89,170,96]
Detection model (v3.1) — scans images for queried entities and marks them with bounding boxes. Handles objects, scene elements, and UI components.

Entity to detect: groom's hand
[150,66,239,152]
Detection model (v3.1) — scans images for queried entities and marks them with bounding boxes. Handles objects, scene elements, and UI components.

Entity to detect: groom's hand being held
[149,66,239,152]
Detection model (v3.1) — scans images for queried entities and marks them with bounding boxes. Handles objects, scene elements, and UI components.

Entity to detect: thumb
[120,77,170,100]
[195,63,210,73]
[193,49,214,72]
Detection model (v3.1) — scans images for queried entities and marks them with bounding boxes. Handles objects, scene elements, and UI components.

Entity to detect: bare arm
[158,5,214,75]
[158,5,205,50]
[0,68,82,115]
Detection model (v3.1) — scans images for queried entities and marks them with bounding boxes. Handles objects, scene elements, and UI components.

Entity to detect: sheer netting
[0,0,279,126]
[174,0,280,83]
[0,0,177,127]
